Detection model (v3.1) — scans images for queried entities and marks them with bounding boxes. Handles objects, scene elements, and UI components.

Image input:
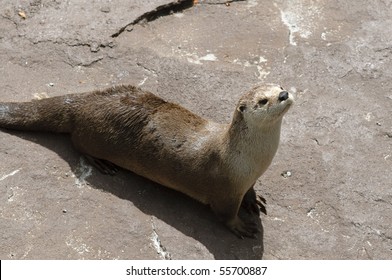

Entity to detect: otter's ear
[237,104,247,113]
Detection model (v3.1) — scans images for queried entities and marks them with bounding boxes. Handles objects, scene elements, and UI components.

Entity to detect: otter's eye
[258,99,268,106]
[238,104,247,113]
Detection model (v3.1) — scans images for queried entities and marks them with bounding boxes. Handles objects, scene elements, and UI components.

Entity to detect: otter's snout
[278,91,289,102]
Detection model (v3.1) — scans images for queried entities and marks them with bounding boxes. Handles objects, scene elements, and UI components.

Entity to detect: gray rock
[0,0,391,259]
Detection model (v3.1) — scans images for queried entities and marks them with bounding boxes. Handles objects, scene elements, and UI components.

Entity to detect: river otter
[0,84,293,238]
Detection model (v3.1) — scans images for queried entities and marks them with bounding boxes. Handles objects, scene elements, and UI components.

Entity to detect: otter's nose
[278,91,289,101]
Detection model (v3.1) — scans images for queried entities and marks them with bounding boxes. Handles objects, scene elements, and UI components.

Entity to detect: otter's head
[236,84,294,128]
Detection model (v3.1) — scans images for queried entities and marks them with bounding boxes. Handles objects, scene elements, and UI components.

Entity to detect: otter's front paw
[241,188,267,215]
[226,217,260,239]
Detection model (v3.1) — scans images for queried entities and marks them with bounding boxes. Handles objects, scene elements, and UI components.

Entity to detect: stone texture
[1,0,391,259]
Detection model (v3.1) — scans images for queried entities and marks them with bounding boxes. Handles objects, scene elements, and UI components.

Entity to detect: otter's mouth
[276,99,293,117]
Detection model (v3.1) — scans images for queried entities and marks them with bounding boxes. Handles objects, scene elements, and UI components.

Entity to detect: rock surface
[0,0,391,259]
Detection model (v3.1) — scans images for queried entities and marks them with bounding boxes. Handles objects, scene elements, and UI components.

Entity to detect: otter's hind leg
[71,132,119,175]
[84,155,119,175]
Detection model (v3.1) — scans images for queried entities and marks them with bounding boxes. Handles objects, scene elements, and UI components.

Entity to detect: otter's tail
[0,96,74,133]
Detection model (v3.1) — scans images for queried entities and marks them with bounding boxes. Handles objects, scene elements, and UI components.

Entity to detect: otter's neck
[222,114,283,185]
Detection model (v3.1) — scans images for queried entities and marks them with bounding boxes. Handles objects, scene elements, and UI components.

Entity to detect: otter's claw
[241,188,267,215]
[256,195,267,215]
[227,217,260,239]
[84,155,119,175]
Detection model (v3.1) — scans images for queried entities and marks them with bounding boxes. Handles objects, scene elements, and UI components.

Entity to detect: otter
[0,84,293,238]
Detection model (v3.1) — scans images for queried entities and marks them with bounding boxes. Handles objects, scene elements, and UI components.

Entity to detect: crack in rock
[0,14,18,29]
[111,0,194,38]
[196,0,246,5]
[277,1,323,46]
[73,157,93,188]
[31,38,113,53]
[150,217,171,260]
[0,169,20,181]
[136,62,158,76]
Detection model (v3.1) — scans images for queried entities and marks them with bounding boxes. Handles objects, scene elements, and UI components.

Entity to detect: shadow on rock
[3,130,264,259]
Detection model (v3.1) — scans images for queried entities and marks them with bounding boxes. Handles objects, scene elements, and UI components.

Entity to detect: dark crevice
[1,14,19,29]
[311,138,321,146]
[111,0,194,38]
[197,0,246,5]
